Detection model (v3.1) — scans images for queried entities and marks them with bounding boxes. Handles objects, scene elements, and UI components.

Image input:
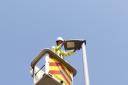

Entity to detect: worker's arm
[61,50,75,56]
[54,44,63,52]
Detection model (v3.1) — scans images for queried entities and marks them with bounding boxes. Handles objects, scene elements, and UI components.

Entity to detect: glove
[73,49,76,52]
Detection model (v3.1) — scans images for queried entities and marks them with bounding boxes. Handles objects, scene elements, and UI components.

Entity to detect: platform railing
[31,49,77,85]
[31,49,77,77]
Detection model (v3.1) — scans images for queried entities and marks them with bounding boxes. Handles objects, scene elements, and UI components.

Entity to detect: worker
[52,37,76,59]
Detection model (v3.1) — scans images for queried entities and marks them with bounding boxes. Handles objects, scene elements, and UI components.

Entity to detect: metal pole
[82,42,90,85]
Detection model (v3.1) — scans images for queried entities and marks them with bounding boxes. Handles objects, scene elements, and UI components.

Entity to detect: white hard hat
[56,37,64,41]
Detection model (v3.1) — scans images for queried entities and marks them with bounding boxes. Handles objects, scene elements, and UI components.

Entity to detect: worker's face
[56,40,63,45]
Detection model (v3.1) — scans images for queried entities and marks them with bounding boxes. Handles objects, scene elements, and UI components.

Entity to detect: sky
[0,0,128,85]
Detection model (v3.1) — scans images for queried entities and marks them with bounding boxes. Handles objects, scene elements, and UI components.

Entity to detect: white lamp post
[82,42,90,85]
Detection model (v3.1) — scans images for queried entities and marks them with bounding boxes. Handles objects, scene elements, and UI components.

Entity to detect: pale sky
[0,0,128,85]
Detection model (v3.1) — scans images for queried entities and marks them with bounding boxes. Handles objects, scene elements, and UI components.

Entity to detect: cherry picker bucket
[30,49,77,85]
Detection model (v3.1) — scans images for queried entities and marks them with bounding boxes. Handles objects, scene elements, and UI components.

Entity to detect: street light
[64,39,90,85]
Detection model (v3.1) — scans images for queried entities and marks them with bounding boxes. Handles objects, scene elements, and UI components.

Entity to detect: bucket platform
[30,49,77,85]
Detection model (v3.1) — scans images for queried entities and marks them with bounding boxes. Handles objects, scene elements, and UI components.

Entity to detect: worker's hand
[63,40,66,44]
[59,41,64,47]
[61,41,65,46]
[73,49,76,52]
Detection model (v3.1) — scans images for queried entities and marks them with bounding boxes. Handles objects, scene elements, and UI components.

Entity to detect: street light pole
[82,42,90,85]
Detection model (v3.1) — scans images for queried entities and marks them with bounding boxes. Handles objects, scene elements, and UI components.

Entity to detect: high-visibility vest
[52,44,75,59]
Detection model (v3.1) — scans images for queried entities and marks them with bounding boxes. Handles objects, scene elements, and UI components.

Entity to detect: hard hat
[56,37,64,42]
